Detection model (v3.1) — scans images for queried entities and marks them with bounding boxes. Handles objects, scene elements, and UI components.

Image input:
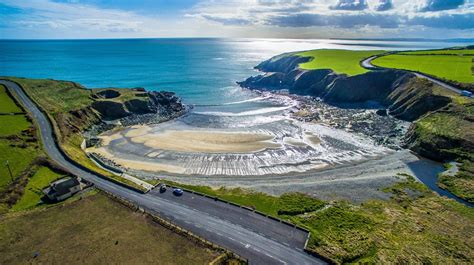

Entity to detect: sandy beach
[122,125,281,153]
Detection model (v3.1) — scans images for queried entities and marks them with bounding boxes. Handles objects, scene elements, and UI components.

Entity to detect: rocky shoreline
[238,53,457,161]
[286,95,410,150]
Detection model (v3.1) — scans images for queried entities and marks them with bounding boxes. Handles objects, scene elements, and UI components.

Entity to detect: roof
[47,177,80,197]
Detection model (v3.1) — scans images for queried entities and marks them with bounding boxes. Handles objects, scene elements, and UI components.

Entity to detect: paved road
[0,80,324,265]
[361,55,463,95]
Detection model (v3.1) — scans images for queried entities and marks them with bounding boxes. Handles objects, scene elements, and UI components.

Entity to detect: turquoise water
[1,38,471,106]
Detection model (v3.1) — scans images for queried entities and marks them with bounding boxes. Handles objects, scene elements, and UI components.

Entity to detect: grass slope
[166,177,473,264]
[372,50,474,84]
[400,49,474,56]
[0,115,31,137]
[439,161,474,203]
[411,88,474,202]
[12,167,63,211]
[0,85,22,113]
[296,49,383,76]
[0,141,40,189]
[0,87,41,190]
[0,192,220,264]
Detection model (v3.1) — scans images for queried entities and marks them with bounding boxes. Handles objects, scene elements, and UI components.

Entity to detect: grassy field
[0,90,44,213]
[0,87,41,190]
[0,115,31,137]
[12,167,64,211]
[372,50,474,84]
[6,79,93,115]
[165,177,473,264]
[0,192,220,264]
[0,140,40,189]
[399,49,474,56]
[295,49,383,76]
[0,85,22,113]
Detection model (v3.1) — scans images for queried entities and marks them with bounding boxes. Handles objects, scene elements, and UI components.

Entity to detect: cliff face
[91,90,185,121]
[52,88,185,142]
[239,54,451,122]
[386,78,452,121]
[404,103,474,162]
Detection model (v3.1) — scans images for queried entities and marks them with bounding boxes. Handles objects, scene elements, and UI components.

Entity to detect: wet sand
[89,147,186,174]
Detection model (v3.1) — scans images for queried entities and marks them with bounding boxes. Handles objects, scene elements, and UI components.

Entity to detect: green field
[400,49,474,56]
[0,88,40,189]
[6,79,93,115]
[12,167,64,211]
[372,51,474,84]
[0,85,22,113]
[295,49,383,76]
[0,140,40,189]
[0,192,221,264]
[0,115,31,137]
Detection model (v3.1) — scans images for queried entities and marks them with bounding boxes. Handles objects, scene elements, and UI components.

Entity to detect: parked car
[461,90,473,97]
[159,184,167,193]
[173,188,183,196]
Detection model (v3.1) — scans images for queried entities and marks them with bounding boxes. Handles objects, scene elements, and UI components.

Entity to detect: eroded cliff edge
[239,54,474,202]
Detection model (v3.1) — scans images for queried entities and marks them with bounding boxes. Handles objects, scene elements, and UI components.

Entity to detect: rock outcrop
[91,90,185,121]
[404,103,474,162]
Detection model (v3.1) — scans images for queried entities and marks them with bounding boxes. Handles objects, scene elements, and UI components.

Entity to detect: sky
[0,0,473,39]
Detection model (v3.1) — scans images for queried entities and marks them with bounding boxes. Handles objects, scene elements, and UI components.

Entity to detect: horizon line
[1,37,473,42]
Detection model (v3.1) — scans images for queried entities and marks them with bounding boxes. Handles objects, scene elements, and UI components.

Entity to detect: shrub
[277,192,325,215]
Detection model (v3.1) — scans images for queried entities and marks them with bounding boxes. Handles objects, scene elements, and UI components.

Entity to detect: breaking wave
[195,106,292,117]
[222,96,271,105]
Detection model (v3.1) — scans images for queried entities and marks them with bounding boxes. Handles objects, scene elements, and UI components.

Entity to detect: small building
[461,90,473,97]
[43,177,82,201]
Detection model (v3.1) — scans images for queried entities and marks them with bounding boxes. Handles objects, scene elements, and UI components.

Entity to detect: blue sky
[0,0,473,39]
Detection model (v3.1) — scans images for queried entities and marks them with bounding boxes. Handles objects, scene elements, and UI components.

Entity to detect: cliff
[239,54,452,122]
[404,103,474,162]
[91,89,184,121]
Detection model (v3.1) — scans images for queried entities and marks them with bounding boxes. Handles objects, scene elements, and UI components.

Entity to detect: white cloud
[1,0,473,39]
[188,0,474,33]
[330,0,368,11]
[2,0,146,32]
